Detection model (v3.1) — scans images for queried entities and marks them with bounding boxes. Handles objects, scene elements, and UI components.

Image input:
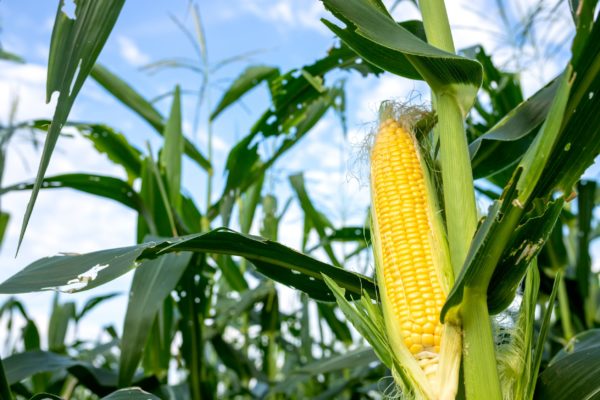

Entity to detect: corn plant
[1,0,600,399]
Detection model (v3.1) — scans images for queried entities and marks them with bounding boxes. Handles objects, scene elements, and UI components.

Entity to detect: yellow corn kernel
[371,118,446,385]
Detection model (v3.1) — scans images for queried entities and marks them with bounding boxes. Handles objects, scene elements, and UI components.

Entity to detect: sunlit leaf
[0,244,153,294]
[0,229,375,301]
[19,0,126,251]
[91,64,163,132]
[91,64,211,172]
[290,173,341,268]
[159,85,183,212]
[211,65,279,120]
[2,174,144,212]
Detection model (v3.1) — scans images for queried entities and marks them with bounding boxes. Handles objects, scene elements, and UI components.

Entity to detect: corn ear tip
[377,100,430,132]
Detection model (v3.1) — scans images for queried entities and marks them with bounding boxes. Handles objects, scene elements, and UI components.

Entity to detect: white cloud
[0,63,55,122]
[117,36,150,67]
[236,0,329,34]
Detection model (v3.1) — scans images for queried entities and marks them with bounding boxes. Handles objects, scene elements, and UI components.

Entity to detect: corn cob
[370,111,460,400]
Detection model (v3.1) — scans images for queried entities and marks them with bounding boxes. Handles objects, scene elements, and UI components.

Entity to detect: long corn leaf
[0,229,375,301]
[119,252,192,386]
[18,0,125,252]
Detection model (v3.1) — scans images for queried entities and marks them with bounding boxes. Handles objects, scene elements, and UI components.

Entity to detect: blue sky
[0,0,575,347]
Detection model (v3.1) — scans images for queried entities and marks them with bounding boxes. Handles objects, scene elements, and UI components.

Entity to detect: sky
[0,0,575,350]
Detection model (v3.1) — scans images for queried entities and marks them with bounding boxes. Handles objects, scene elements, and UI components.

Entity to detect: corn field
[0,0,599,399]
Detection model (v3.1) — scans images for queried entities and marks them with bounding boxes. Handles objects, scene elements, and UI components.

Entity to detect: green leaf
[321,20,421,80]
[326,226,370,243]
[515,70,573,202]
[297,347,378,375]
[529,271,560,400]
[445,12,597,317]
[210,335,258,382]
[155,230,375,301]
[159,86,183,212]
[289,173,341,268]
[514,264,539,400]
[316,303,353,344]
[322,276,392,369]
[211,65,279,120]
[534,17,600,196]
[29,394,62,400]
[4,350,159,396]
[101,388,160,400]
[22,319,41,351]
[91,64,164,133]
[306,225,371,258]
[76,124,143,182]
[4,351,78,385]
[206,43,377,220]
[142,297,175,378]
[0,229,375,301]
[215,256,248,292]
[570,0,598,64]
[177,195,203,234]
[487,198,564,314]
[575,180,595,299]
[19,0,126,252]
[0,212,9,248]
[146,149,177,236]
[137,157,167,240]
[464,45,523,120]
[239,175,264,235]
[48,296,75,352]
[212,87,342,220]
[2,173,145,213]
[0,244,153,294]
[119,252,192,386]
[0,48,25,63]
[206,284,273,340]
[470,79,558,180]
[442,70,573,319]
[76,292,120,322]
[0,355,12,400]
[322,0,482,108]
[91,64,211,172]
[535,329,600,400]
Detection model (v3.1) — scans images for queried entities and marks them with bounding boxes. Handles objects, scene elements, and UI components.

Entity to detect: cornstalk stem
[558,274,575,340]
[462,288,503,400]
[419,0,456,53]
[435,92,478,270]
[419,2,501,400]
